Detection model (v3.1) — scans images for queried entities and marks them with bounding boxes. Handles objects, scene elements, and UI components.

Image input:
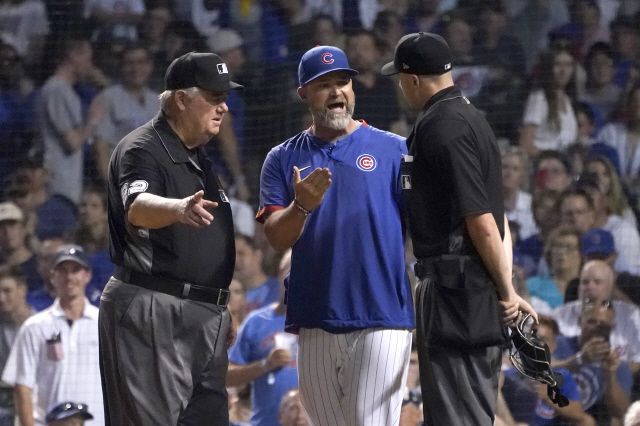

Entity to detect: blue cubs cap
[46,402,93,422]
[582,229,615,256]
[298,46,358,87]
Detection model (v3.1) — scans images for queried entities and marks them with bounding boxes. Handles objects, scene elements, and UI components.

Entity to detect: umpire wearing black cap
[100,52,241,425]
[382,33,539,426]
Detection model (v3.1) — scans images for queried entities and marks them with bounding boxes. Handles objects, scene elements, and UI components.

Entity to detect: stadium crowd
[0,0,639,425]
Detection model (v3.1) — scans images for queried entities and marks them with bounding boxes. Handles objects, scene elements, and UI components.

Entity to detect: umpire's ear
[297,86,307,102]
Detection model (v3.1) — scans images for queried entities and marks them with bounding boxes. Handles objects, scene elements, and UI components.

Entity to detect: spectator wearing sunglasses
[552,299,632,424]
[553,260,640,375]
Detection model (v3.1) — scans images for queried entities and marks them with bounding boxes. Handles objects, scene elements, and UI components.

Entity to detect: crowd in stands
[0,0,639,425]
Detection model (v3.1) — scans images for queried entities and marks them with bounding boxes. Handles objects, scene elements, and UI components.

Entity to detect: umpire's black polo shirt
[107,111,235,289]
[405,85,504,259]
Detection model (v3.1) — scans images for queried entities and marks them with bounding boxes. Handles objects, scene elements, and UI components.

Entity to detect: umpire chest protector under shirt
[405,86,504,258]
[107,112,235,289]
[258,123,415,333]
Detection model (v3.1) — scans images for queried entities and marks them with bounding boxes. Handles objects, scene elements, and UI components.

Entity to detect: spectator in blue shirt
[234,234,280,316]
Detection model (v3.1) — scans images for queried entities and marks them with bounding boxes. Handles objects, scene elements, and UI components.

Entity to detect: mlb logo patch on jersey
[219,189,229,203]
[356,154,377,172]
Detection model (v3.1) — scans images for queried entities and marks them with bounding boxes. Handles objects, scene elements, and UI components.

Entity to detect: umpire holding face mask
[382,33,539,426]
[100,52,240,426]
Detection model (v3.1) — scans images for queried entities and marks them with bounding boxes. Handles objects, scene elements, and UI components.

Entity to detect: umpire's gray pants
[415,277,502,426]
[99,277,231,426]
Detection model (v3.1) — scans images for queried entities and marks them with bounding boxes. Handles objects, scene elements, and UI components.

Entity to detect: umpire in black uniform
[382,33,539,426]
[100,52,241,425]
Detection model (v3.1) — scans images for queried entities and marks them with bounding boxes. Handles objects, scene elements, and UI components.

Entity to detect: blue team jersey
[257,123,415,333]
[245,276,280,313]
[228,306,298,426]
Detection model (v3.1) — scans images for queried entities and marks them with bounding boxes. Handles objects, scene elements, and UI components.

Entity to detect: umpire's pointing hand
[293,166,332,212]
[178,190,218,228]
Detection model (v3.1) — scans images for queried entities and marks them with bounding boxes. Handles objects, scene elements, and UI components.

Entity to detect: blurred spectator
[0,0,49,64]
[552,298,632,423]
[228,278,247,327]
[311,14,345,51]
[575,174,640,272]
[574,101,601,146]
[625,401,640,426]
[228,250,298,426]
[4,162,78,243]
[527,226,583,308]
[568,143,591,177]
[534,150,574,193]
[580,42,622,120]
[372,10,406,63]
[502,147,537,240]
[278,388,308,426]
[37,34,106,205]
[189,0,227,38]
[404,0,440,35]
[596,82,640,192]
[2,245,104,425]
[515,189,562,278]
[346,29,401,132]
[302,0,381,32]
[472,0,527,78]
[35,238,65,305]
[585,154,637,226]
[45,402,93,426]
[0,42,38,180]
[65,185,113,306]
[445,13,490,101]
[512,253,553,315]
[399,387,422,426]
[553,260,640,373]
[502,315,595,426]
[519,47,578,157]
[0,266,33,426]
[551,0,610,62]
[83,0,144,41]
[511,0,570,71]
[0,202,51,311]
[138,2,172,58]
[206,29,251,202]
[610,16,640,87]
[560,188,597,233]
[561,228,640,303]
[234,235,280,315]
[93,44,158,183]
[229,384,251,426]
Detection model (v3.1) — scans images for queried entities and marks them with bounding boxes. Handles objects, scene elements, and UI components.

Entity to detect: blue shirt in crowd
[245,276,280,314]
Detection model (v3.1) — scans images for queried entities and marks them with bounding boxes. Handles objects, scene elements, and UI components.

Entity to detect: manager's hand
[293,167,332,212]
[177,190,218,228]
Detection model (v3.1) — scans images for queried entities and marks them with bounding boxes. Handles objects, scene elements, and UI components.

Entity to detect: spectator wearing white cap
[0,202,51,311]
[205,28,250,202]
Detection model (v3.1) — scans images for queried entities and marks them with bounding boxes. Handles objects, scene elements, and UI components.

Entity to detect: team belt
[114,266,230,307]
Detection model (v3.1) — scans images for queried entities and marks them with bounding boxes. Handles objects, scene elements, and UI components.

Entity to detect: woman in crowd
[519,46,578,157]
[585,154,637,227]
[527,226,583,308]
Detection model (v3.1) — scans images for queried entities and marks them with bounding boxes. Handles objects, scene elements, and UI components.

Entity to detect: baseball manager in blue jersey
[257,46,415,426]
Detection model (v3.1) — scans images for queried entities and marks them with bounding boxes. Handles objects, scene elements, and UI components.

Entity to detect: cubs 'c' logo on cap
[321,53,334,64]
[356,154,377,172]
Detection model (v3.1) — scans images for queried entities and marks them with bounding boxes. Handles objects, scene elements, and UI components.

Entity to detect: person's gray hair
[624,401,640,426]
[159,87,201,112]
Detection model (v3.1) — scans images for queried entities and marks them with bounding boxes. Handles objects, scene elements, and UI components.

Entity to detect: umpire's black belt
[114,266,230,306]
[414,254,478,279]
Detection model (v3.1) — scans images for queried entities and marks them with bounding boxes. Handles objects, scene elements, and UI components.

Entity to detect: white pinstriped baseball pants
[297,327,413,426]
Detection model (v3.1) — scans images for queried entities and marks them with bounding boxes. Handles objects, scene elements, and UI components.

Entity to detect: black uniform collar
[422,85,461,112]
[152,111,198,164]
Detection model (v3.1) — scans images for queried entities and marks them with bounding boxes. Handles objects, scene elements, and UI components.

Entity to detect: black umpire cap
[165,52,244,92]
[46,402,94,423]
[381,32,453,76]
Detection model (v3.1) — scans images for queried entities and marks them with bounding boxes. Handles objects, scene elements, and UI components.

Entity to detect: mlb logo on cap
[298,46,358,87]
[217,63,228,74]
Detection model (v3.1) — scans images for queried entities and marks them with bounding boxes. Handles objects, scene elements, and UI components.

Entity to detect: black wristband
[294,199,312,216]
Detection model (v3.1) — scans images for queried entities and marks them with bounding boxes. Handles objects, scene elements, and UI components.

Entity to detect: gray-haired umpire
[382,33,539,426]
[100,52,241,425]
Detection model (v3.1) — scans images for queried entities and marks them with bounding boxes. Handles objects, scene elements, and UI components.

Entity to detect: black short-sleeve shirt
[405,86,504,259]
[107,112,235,289]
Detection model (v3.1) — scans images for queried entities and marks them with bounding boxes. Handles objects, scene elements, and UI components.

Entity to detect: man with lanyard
[382,32,538,426]
[100,52,238,425]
